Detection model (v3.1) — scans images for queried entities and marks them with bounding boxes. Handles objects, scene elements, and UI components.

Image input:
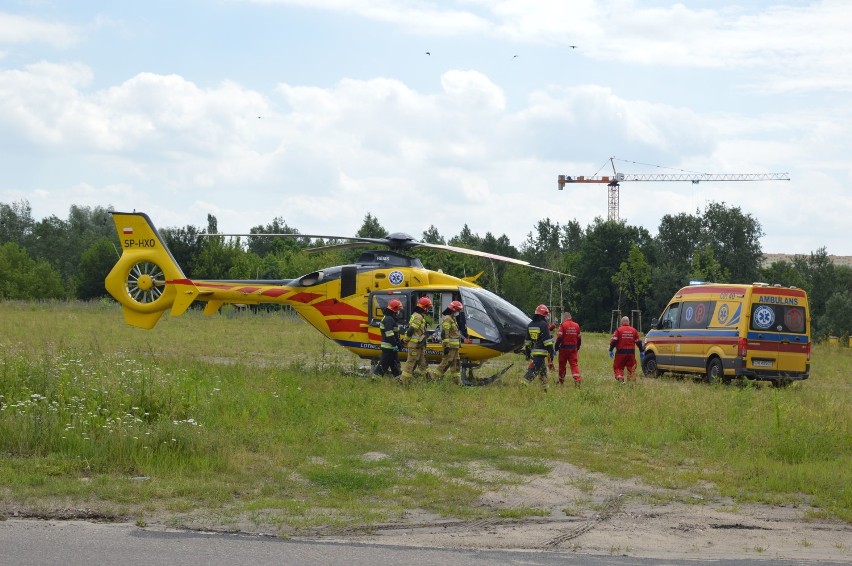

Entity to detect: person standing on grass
[555,311,582,385]
[373,299,404,378]
[523,304,555,388]
[400,296,434,384]
[434,300,464,384]
[608,316,644,382]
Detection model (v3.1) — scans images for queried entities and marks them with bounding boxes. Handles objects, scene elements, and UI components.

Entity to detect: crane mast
[558,158,790,222]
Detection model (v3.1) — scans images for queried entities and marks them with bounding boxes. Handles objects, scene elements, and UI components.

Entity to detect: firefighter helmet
[448,300,463,312]
[416,296,433,310]
[386,299,403,313]
[535,304,549,317]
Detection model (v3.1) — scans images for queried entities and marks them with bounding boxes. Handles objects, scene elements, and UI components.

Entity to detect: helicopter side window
[340,266,356,297]
[369,294,407,327]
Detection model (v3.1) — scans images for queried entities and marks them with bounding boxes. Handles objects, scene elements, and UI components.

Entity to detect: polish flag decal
[122,227,133,235]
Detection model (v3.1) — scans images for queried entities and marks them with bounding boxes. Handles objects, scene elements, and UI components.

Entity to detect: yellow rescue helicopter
[105,211,566,384]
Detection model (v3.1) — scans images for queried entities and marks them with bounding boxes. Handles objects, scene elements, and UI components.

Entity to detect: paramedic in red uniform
[608,316,644,382]
[555,312,582,385]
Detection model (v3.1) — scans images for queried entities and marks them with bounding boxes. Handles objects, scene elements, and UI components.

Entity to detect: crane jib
[557,166,789,223]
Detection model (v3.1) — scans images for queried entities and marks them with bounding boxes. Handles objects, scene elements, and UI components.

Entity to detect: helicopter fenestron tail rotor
[124,260,167,305]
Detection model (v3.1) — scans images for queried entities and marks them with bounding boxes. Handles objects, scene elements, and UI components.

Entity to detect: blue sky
[1,1,850,256]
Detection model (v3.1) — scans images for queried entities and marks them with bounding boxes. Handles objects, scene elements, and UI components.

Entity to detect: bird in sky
[513,54,518,58]
[425,51,431,55]
[569,45,577,49]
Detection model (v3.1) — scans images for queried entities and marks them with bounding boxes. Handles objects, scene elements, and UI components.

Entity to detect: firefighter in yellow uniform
[400,296,434,384]
[434,300,464,384]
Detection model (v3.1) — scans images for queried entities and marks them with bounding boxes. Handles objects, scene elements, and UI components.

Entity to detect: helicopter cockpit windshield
[458,287,530,346]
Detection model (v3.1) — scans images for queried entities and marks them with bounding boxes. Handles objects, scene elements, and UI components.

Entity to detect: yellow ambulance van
[642,283,810,384]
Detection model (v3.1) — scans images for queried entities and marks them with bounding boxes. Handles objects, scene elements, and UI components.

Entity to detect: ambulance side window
[660,303,680,329]
[680,301,715,329]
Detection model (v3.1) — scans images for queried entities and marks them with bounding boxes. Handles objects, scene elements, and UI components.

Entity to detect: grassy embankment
[1,300,849,531]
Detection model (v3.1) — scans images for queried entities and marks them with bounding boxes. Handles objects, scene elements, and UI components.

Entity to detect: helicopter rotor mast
[558,157,790,222]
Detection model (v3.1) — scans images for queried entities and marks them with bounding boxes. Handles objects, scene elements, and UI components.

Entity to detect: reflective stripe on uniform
[441,314,461,348]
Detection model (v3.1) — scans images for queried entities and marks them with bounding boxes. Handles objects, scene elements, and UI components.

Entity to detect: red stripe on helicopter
[260,288,289,297]
[313,299,366,317]
[288,292,323,304]
[167,279,196,285]
[326,319,367,334]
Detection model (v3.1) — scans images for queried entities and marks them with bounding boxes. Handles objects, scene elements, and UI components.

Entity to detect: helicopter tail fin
[105,212,198,329]
[462,271,484,284]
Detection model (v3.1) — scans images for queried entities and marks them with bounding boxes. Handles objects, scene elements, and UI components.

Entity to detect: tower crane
[558,157,790,222]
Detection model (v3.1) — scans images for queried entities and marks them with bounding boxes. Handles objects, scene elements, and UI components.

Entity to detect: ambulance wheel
[705,357,728,384]
[641,352,662,378]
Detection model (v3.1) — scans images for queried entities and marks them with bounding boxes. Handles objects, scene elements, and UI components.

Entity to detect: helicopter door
[437,292,455,313]
[435,291,467,340]
[410,292,439,339]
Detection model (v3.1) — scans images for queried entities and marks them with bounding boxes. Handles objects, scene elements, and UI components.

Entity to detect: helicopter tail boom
[105,212,198,329]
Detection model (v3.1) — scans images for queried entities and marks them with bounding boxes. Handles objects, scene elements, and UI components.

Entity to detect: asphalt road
[0,519,846,566]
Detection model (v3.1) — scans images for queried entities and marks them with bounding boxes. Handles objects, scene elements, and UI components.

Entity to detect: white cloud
[247,0,491,34]
[0,12,81,48]
[440,69,506,111]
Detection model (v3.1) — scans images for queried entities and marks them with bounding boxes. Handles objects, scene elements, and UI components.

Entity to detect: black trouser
[523,355,548,382]
[374,348,401,377]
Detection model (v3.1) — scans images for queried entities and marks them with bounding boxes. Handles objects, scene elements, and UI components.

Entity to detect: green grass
[0,300,849,532]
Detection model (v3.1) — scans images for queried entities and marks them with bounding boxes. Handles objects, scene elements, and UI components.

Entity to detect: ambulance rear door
[746,292,809,374]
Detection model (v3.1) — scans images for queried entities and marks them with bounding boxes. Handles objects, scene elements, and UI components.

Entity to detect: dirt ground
[325,461,851,562]
[4,461,849,562]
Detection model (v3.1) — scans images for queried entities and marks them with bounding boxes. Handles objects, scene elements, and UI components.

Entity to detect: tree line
[2,199,851,338]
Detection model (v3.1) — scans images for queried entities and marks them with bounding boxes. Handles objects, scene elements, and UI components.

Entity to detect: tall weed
[0,301,849,526]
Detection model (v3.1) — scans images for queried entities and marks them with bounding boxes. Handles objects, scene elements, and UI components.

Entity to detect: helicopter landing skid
[345,365,374,378]
[460,362,514,387]
[346,360,512,386]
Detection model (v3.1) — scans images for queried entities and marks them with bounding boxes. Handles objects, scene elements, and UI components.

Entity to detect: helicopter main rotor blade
[417,242,572,277]
[203,233,390,246]
[303,242,377,254]
[420,242,531,265]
